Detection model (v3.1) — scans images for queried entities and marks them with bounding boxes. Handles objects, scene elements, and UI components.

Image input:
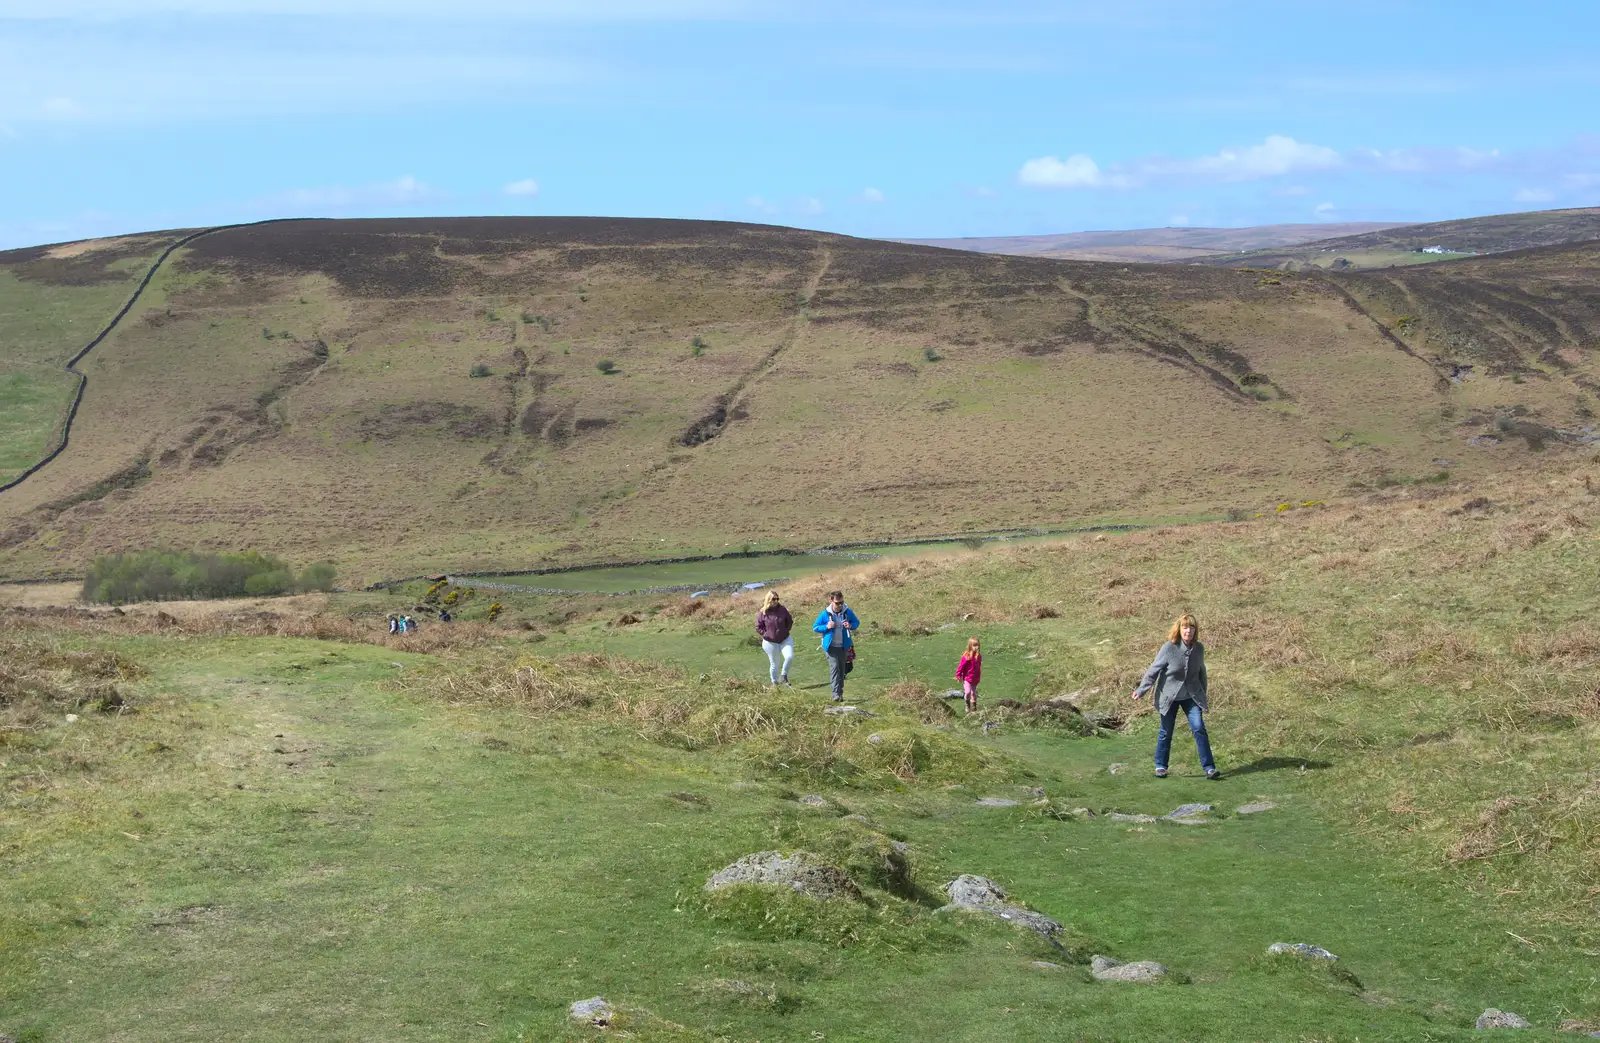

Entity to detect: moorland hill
[0,216,1595,584]
[892,221,1405,263]
[1196,206,1600,270]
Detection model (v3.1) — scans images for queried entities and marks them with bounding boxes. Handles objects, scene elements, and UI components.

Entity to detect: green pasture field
[0,369,77,483]
[6,458,1599,1041]
[5,632,1595,1043]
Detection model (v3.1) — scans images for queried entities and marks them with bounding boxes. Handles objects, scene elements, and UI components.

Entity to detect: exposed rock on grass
[1476,1009,1531,1029]
[939,874,1065,944]
[705,851,862,901]
[1268,942,1338,961]
[975,797,1020,807]
[569,996,614,1026]
[1090,955,1168,983]
[1163,802,1214,821]
[1236,801,1276,814]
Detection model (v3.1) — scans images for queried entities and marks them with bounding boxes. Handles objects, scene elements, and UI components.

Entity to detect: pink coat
[955,653,982,685]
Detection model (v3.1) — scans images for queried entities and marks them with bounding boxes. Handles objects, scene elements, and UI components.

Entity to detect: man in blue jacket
[812,590,860,703]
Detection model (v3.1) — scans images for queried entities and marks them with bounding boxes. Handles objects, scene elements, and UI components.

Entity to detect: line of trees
[81,549,336,604]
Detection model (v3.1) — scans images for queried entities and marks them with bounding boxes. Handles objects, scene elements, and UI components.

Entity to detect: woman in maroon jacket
[755,590,795,686]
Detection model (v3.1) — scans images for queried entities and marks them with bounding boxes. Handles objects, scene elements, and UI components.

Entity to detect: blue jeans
[1155,698,1215,772]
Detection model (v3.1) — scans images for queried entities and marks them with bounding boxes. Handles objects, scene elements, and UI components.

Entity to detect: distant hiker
[755,590,795,686]
[401,615,415,633]
[388,615,400,635]
[439,609,452,623]
[1131,613,1219,779]
[812,590,860,703]
[955,636,983,712]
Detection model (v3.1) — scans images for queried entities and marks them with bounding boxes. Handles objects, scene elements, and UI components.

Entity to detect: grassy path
[3,635,1595,1041]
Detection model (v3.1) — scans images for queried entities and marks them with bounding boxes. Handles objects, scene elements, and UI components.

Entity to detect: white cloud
[1274,185,1312,197]
[1169,213,1189,226]
[40,96,86,119]
[856,187,886,204]
[967,185,997,197]
[1018,153,1126,188]
[1353,144,1503,173]
[1314,201,1336,215]
[796,196,826,215]
[744,196,779,215]
[504,178,541,196]
[9,0,740,17]
[1513,187,1555,203]
[1019,135,1337,190]
[265,174,444,213]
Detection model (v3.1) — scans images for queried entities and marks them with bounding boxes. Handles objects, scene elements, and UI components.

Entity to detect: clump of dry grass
[1,638,144,731]
[880,678,956,724]
[397,652,1006,786]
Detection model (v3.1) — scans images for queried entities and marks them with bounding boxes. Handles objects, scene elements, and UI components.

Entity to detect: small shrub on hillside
[469,363,492,378]
[596,358,618,375]
[691,335,709,357]
[923,347,943,362]
[486,602,504,622]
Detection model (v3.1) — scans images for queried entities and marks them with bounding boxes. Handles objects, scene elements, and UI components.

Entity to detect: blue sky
[2,0,1597,248]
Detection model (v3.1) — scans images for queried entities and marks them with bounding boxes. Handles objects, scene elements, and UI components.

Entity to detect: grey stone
[939,874,1063,941]
[1163,803,1214,821]
[823,704,873,717]
[1476,1009,1531,1030]
[841,813,871,824]
[569,997,614,1025]
[940,689,965,699]
[1090,955,1168,983]
[976,797,1021,807]
[1022,786,1046,797]
[1030,961,1066,971]
[1110,812,1158,823]
[1108,762,1127,775]
[938,623,959,631]
[867,733,884,744]
[1236,801,1276,814]
[705,851,861,900]
[1268,942,1338,961]
[798,794,829,808]
[982,721,999,734]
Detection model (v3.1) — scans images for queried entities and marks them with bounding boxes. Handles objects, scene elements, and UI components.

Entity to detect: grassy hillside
[1197,207,1600,270]
[0,217,1596,584]
[0,233,184,484]
[894,221,1405,262]
[3,456,1597,1041]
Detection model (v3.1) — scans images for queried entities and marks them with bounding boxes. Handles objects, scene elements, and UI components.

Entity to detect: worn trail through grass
[5,630,1597,1042]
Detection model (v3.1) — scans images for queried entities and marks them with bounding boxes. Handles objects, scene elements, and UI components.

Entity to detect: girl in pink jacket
[955,637,982,712]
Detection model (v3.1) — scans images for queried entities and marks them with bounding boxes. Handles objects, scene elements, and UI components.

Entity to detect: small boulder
[1163,803,1213,821]
[1268,942,1338,961]
[798,794,829,808]
[939,688,965,699]
[1110,812,1157,823]
[1090,955,1168,983]
[1108,762,1127,776]
[940,874,1063,941]
[570,997,614,1026]
[705,851,861,900]
[975,797,1021,807]
[1476,1009,1531,1030]
[824,704,873,717]
[1022,786,1046,797]
[1236,801,1276,815]
[1030,961,1066,971]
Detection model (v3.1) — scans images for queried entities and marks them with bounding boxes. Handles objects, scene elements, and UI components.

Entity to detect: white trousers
[762,638,795,683]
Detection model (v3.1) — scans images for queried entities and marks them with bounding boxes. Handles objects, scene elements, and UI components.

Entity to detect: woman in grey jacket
[1131,614,1219,779]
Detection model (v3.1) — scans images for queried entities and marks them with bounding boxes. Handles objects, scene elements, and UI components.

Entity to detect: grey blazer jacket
[1136,640,1207,714]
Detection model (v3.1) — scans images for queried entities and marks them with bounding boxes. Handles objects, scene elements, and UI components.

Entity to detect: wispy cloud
[1019,135,1339,190]
[504,178,541,197]
[855,187,886,203]
[258,174,445,214]
[1513,187,1555,203]
[1314,201,1336,215]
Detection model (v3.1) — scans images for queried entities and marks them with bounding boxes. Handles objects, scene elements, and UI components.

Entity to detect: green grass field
[6,457,1599,1041]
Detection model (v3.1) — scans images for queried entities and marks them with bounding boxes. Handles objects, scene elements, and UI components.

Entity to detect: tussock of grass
[0,638,144,730]
[404,652,1012,787]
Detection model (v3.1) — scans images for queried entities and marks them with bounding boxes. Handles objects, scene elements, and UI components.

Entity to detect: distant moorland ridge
[0,216,1595,584]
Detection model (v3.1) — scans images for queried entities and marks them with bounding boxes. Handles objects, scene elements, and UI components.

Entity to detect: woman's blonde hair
[762,590,781,610]
[1166,614,1200,644]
